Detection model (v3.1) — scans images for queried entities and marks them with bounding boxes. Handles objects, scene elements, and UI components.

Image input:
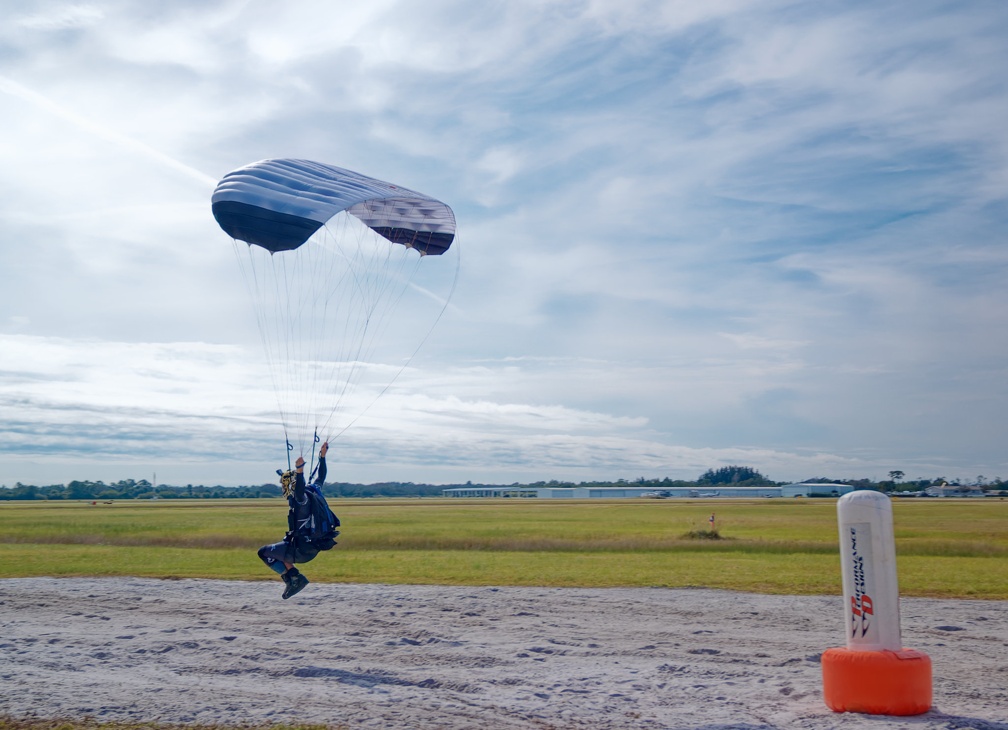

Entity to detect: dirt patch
[1,578,1005,729]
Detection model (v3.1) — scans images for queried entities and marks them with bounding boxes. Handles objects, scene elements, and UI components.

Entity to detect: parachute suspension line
[291,216,371,442]
[272,235,323,457]
[233,219,459,453]
[329,215,373,423]
[270,244,302,454]
[318,214,426,443]
[300,219,341,450]
[324,217,406,431]
[329,230,462,442]
[308,221,352,451]
[232,240,298,454]
[283,237,309,455]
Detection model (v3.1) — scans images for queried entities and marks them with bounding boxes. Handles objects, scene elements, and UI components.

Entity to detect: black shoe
[280,567,294,596]
[282,570,309,599]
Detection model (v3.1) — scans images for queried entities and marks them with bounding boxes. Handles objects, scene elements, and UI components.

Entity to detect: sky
[1,0,1007,488]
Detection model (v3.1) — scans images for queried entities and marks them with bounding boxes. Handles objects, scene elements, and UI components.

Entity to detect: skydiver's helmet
[278,469,297,498]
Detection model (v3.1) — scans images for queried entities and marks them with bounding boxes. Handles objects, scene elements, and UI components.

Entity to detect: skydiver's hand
[320,441,328,458]
[295,456,305,472]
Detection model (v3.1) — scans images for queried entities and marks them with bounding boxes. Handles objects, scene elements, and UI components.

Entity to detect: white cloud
[15,4,104,31]
[1,0,1006,487]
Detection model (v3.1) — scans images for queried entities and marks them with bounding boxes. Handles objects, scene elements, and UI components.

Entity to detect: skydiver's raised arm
[294,455,307,500]
[314,441,328,486]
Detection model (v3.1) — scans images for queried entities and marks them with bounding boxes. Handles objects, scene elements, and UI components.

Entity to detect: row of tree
[1,466,1003,500]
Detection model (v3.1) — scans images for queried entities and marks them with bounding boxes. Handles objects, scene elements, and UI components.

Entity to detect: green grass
[1,497,1005,598]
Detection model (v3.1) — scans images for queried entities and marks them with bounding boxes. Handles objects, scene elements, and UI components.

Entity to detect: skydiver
[257,441,329,599]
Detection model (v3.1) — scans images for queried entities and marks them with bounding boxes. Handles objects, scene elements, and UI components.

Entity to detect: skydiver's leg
[258,541,294,576]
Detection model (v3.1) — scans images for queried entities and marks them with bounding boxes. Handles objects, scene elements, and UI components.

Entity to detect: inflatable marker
[821,490,932,716]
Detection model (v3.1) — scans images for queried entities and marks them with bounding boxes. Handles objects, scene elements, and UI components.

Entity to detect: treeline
[0,465,1004,501]
[0,479,284,501]
[0,478,454,501]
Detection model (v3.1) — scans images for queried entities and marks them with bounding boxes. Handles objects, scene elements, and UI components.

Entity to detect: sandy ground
[0,578,1005,730]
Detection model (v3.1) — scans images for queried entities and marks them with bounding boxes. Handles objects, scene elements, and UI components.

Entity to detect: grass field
[1,497,1005,598]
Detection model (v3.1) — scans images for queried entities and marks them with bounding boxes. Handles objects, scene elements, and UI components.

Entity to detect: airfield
[1,497,1006,728]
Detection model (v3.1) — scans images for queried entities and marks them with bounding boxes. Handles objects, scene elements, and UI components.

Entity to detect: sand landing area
[1,578,1005,729]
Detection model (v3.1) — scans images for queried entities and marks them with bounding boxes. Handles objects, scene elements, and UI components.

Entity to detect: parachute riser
[309,431,321,482]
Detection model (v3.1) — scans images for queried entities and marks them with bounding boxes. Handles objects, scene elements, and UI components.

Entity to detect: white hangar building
[442,483,856,499]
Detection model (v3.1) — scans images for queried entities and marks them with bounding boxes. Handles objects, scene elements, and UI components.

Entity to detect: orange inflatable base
[821,647,932,716]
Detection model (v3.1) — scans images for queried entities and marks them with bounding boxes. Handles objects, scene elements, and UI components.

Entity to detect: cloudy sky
[2,1,1006,488]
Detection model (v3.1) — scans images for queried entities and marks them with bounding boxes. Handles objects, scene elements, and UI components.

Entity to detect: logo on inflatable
[848,524,874,640]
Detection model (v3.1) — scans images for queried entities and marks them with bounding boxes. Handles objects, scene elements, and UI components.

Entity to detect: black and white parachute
[212,159,457,456]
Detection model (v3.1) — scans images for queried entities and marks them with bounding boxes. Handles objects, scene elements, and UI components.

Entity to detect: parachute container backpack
[212,159,458,456]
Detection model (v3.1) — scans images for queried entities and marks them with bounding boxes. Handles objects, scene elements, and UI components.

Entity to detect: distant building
[441,486,539,498]
[442,483,856,499]
[779,482,855,498]
[923,484,986,498]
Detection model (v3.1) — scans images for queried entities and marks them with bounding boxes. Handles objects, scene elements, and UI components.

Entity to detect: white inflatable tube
[836,490,902,652]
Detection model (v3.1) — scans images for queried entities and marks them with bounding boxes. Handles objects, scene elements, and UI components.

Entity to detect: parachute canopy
[212,159,458,458]
[211,158,456,255]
